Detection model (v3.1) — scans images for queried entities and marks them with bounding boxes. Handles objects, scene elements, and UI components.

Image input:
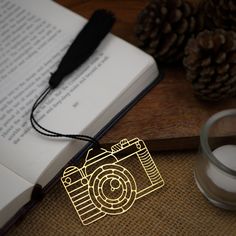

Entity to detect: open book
[0,0,160,231]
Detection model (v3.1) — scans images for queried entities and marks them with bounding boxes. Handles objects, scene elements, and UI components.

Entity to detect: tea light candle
[194,109,236,209]
[207,145,236,193]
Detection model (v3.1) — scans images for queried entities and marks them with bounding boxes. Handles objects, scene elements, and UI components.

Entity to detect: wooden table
[56,0,236,151]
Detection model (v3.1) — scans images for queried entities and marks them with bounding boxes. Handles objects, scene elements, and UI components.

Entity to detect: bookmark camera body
[61,138,164,225]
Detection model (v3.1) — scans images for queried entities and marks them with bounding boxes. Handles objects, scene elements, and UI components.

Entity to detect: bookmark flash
[30,11,165,226]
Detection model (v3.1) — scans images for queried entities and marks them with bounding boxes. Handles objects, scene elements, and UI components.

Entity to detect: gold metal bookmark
[61,138,164,225]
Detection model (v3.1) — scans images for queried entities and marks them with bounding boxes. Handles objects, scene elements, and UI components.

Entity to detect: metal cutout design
[61,138,164,225]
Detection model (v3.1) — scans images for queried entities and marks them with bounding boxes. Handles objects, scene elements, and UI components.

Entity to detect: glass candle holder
[194,109,236,210]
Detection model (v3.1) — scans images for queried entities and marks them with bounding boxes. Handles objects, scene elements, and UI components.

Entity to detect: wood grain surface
[56,0,236,151]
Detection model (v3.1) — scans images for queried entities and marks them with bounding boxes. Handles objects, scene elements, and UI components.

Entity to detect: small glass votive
[194,109,236,210]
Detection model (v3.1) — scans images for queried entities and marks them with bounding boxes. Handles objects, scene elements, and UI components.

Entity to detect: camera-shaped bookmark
[61,138,164,225]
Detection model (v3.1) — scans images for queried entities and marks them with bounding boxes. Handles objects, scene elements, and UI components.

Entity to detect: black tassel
[49,9,116,89]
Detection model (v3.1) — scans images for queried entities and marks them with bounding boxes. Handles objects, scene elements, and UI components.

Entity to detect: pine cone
[203,0,236,31]
[135,0,203,63]
[183,29,236,101]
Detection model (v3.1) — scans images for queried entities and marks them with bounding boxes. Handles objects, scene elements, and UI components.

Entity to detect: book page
[0,163,33,227]
[0,0,85,145]
[0,0,157,186]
